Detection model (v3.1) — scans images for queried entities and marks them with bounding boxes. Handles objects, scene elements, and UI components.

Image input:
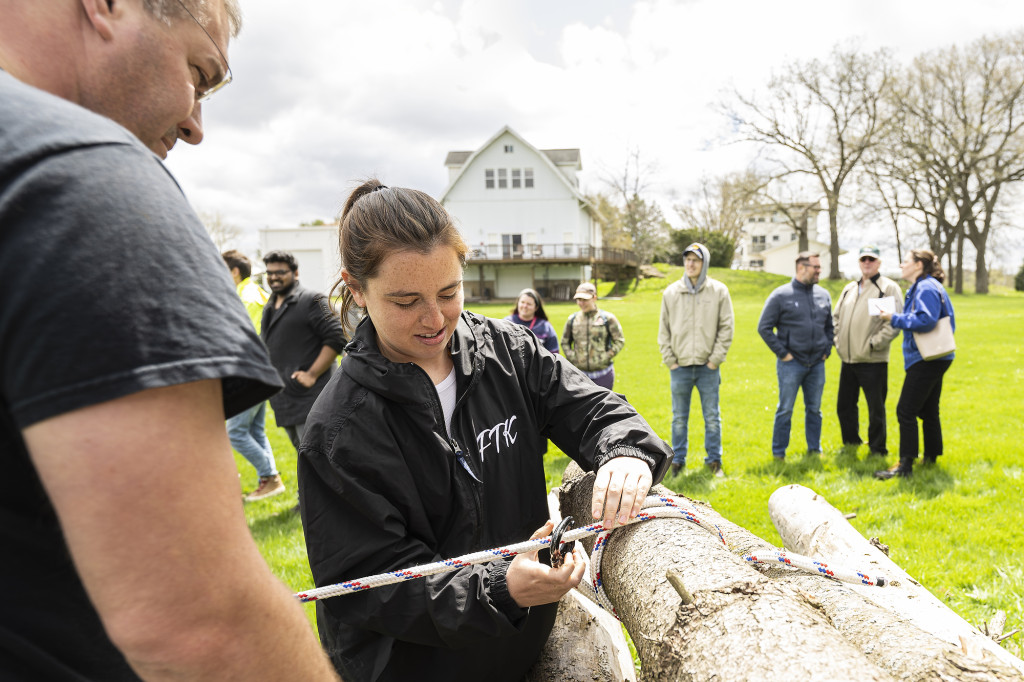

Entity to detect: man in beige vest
[832,245,903,457]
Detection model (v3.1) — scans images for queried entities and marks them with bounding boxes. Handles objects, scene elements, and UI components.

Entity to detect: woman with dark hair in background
[876,248,955,480]
[505,288,559,354]
[298,179,671,681]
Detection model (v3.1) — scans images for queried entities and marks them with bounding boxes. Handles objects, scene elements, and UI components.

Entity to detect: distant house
[441,125,635,300]
[738,203,845,279]
[259,224,340,297]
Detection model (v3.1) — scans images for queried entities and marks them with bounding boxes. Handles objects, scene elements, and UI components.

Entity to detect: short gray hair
[143,0,242,37]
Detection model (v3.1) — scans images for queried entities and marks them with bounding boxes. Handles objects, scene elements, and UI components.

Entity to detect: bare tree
[724,43,896,278]
[199,211,242,252]
[674,170,768,241]
[603,148,669,288]
[889,32,1024,294]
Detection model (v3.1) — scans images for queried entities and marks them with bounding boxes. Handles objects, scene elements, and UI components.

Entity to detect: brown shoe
[245,474,286,501]
[874,462,912,480]
[706,461,725,478]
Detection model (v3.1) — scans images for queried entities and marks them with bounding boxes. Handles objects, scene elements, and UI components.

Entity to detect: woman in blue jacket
[876,248,955,479]
[506,288,560,354]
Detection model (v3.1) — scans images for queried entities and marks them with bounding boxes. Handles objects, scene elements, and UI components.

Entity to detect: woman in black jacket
[298,179,671,682]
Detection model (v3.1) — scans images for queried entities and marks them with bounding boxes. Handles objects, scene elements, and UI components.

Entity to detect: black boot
[874,460,913,480]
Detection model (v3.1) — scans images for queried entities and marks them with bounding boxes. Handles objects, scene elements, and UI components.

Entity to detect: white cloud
[165,0,1024,271]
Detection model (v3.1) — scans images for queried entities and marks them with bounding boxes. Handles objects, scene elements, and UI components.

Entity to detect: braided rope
[295,494,885,610]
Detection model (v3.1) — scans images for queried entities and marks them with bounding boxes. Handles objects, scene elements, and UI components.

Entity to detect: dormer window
[504,144,514,153]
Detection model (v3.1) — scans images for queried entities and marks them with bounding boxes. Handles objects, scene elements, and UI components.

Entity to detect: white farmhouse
[441,126,632,300]
[738,203,845,279]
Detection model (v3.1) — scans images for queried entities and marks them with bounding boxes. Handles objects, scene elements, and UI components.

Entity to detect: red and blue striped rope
[294,494,885,610]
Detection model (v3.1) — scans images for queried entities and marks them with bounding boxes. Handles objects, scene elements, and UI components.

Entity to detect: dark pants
[283,422,307,451]
[896,360,952,463]
[837,362,889,455]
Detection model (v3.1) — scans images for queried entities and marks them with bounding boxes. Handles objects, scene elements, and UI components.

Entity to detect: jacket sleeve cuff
[485,560,528,623]
[594,446,659,476]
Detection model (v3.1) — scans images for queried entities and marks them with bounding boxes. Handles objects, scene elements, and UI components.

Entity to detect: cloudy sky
[165,0,1024,267]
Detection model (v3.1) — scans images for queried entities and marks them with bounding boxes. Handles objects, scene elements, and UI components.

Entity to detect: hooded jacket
[757,278,834,367]
[658,244,734,368]
[832,273,903,364]
[298,311,671,682]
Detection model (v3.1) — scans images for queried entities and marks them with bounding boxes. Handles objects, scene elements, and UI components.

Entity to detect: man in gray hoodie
[658,243,734,477]
[758,251,833,460]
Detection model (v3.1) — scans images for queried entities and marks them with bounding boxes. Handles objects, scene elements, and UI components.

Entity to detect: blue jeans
[227,401,278,478]
[772,359,825,457]
[670,365,722,466]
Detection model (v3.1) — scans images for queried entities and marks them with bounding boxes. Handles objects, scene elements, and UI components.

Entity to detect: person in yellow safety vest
[222,250,286,501]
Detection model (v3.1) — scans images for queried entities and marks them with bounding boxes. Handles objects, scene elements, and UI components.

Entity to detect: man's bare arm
[23,379,340,681]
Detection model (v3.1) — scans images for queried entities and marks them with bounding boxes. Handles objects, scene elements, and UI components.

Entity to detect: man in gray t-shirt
[0,3,338,680]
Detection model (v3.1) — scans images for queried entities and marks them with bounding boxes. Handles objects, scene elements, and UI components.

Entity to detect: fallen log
[525,493,637,682]
[769,483,1024,677]
[559,463,1024,681]
[558,463,894,681]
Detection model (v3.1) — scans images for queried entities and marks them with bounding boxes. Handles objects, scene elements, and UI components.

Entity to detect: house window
[752,235,766,253]
[485,169,494,189]
[772,234,780,242]
[497,169,507,189]
[751,259,764,268]
[757,217,765,222]
[524,168,534,188]
[512,169,521,188]
[504,144,514,153]
[790,232,797,241]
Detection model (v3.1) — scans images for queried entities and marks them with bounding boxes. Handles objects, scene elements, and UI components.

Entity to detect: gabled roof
[439,125,590,211]
[444,147,580,169]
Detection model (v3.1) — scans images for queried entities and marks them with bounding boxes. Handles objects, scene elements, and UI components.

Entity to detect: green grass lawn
[238,266,1023,657]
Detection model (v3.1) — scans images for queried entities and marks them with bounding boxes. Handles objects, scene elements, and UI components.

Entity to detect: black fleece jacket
[298,311,670,682]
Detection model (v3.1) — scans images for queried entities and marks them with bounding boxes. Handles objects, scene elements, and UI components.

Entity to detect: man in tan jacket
[658,243,734,477]
[832,245,903,456]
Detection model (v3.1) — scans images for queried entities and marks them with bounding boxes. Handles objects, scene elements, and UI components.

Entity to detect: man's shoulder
[0,72,145,162]
[877,275,902,293]
[768,281,794,299]
[663,279,686,296]
[703,277,730,294]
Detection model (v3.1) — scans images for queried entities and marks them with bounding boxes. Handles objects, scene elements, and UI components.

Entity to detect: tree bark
[559,464,1024,681]
[559,464,894,681]
[526,589,637,682]
[768,483,1024,677]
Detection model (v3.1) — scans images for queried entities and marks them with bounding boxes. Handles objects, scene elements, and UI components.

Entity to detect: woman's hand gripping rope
[506,519,585,608]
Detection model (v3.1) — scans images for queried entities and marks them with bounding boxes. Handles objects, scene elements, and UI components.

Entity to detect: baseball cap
[683,243,704,260]
[573,282,597,300]
[859,245,881,260]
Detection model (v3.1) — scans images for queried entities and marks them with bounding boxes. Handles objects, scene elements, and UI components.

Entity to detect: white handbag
[912,294,955,360]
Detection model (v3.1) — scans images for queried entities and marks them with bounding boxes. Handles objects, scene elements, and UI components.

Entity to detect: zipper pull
[450,437,481,482]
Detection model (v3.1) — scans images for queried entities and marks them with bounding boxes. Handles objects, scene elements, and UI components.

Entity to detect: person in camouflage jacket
[561,282,625,390]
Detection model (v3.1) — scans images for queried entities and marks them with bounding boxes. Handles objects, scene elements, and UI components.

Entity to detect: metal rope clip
[549,516,575,568]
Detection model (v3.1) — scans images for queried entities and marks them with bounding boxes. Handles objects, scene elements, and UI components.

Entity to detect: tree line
[595,32,1024,294]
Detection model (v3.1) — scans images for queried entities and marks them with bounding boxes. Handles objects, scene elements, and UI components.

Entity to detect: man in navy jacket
[757,252,834,460]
